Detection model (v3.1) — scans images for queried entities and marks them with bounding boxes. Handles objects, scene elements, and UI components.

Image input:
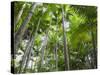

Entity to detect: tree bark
[54,44,58,71]
[23,48,33,72]
[40,35,48,66]
[14,3,38,55]
[61,5,70,70]
[14,3,26,28]
[54,17,58,71]
[41,45,45,66]
[18,37,34,73]
[18,18,41,73]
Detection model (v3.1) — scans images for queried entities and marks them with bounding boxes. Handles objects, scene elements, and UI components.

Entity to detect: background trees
[12,1,97,73]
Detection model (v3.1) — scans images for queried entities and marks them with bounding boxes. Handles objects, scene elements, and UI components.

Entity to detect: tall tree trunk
[18,36,34,73]
[40,35,48,66]
[54,44,58,71]
[40,29,49,67]
[14,3,26,28]
[14,3,38,55]
[54,17,58,71]
[61,5,70,70]
[30,57,34,71]
[23,48,32,72]
[41,45,45,66]
[18,18,41,73]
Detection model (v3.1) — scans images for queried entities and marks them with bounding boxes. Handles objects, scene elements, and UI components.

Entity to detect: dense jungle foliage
[11,1,97,74]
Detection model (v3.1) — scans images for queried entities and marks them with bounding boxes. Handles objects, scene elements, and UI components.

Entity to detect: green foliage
[13,1,97,73]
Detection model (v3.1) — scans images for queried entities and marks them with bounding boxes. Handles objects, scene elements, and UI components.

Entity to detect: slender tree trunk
[40,35,48,66]
[30,59,34,71]
[54,17,58,71]
[41,46,45,65]
[23,48,32,72]
[61,5,70,70]
[54,44,58,71]
[14,3,26,28]
[14,3,38,55]
[18,18,41,73]
[33,46,39,71]
[18,37,34,73]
